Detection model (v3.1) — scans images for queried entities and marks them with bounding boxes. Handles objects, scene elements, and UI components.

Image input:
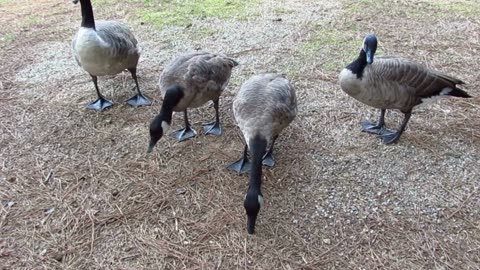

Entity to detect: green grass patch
[297,25,359,73]
[91,0,112,5]
[0,32,15,48]
[346,0,433,19]
[196,27,217,38]
[0,0,12,5]
[138,0,261,29]
[20,15,40,28]
[345,0,479,20]
[296,20,386,75]
[273,6,294,15]
[429,0,480,18]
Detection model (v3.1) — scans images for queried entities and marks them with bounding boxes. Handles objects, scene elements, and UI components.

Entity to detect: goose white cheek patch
[161,121,170,133]
[258,195,264,207]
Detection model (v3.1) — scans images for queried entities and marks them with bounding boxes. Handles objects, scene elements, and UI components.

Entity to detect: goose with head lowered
[339,34,471,144]
[71,0,151,111]
[147,52,238,152]
[228,73,297,234]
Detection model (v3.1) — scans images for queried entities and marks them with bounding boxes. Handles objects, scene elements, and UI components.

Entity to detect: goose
[71,0,151,111]
[228,73,297,234]
[339,34,471,144]
[147,52,238,152]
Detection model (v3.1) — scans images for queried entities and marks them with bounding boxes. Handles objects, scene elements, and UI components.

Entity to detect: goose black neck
[79,0,95,29]
[346,50,368,79]
[248,135,267,193]
[159,85,184,123]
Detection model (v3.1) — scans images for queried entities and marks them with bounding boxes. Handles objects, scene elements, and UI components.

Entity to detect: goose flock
[71,0,472,234]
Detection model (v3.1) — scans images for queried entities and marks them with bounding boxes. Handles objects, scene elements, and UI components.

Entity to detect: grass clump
[345,0,434,20]
[0,32,15,48]
[297,25,359,73]
[138,0,260,29]
[429,0,480,18]
[20,15,40,28]
[346,0,480,20]
[273,6,294,15]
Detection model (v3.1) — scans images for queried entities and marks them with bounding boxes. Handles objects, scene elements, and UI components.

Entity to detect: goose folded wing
[185,55,237,90]
[373,57,461,98]
[95,21,139,58]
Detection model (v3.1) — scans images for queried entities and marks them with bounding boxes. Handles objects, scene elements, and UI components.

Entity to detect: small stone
[52,252,63,262]
[45,208,55,215]
[4,201,14,208]
[176,188,187,195]
[323,239,331,245]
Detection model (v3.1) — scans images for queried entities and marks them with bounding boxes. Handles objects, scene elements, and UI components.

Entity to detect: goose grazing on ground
[147,52,238,152]
[339,34,471,144]
[228,73,297,234]
[71,0,151,111]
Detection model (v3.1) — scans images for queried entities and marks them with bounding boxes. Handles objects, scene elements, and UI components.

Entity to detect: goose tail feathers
[447,87,471,98]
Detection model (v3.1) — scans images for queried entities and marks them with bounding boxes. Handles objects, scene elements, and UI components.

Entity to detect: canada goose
[228,73,297,234]
[339,34,471,144]
[71,0,151,111]
[147,52,238,152]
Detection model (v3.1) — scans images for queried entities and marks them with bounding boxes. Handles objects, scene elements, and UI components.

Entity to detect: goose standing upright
[71,0,151,111]
[228,73,297,234]
[339,34,471,144]
[147,52,238,152]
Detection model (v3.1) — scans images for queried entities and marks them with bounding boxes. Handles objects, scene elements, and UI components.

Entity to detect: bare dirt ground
[1,0,479,269]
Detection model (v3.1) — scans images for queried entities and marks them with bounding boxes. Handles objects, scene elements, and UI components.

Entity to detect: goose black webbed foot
[202,121,222,136]
[126,93,151,107]
[361,120,387,135]
[228,157,252,175]
[171,126,197,142]
[262,151,275,167]
[380,130,402,144]
[87,97,113,111]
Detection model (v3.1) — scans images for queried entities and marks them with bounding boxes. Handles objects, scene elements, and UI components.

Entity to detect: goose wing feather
[160,53,238,110]
[95,20,139,60]
[372,56,462,99]
[185,53,238,90]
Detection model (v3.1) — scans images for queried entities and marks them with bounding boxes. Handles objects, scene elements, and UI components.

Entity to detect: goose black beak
[366,50,374,64]
[147,140,156,153]
[246,215,257,234]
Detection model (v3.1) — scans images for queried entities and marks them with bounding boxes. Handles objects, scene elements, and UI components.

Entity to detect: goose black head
[147,115,170,153]
[362,34,378,64]
[244,192,264,234]
[147,85,184,153]
[72,0,79,4]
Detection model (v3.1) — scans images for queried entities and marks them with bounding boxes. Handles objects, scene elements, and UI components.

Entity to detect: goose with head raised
[339,34,471,144]
[72,0,151,111]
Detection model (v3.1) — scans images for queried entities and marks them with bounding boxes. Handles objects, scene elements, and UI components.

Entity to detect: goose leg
[202,99,222,136]
[87,75,113,111]
[171,110,197,141]
[228,144,251,174]
[262,135,278,167]
[361,109,392,135]
[380,111,412,144]
[126,68,152,107]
